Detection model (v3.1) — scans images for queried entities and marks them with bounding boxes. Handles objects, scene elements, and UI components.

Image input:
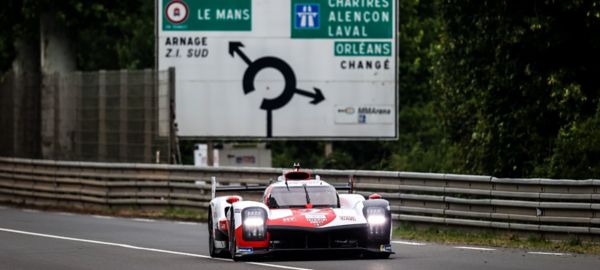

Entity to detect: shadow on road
[238,250,395,262]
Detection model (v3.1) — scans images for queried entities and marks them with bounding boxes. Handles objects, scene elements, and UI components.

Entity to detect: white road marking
[22,209,40,213]
[455,246,496,251]
[0,227,313,270]
[57,212,75,216]
[176,221,199,226]
[392,240,426,246]
[132,218,155,223]
[527,252,568,256]
[246,262,312,270]
[92,215,114,220]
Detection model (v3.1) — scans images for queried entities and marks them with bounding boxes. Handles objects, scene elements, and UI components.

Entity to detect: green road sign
[334,41,392,56]
[163,0,252,31]
[291,0,393,39]
[158,0,398,139]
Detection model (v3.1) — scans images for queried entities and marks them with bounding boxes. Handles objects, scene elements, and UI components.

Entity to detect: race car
[207,164,393,260]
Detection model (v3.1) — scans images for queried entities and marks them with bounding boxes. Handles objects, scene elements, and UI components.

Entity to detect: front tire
[208,208,217,257]
[229,208,239,261]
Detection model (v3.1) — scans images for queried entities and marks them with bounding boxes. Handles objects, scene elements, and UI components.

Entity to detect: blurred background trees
[1,0,599,178]
[435,0,600,178]
[0,0,154,72]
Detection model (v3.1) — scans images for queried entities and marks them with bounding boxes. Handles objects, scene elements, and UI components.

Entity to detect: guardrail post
[119,69,128,162]
[211,176,216,199]
[74,71,83,160]
[168,67,176,164]
[98,70,107,160]
[143,69,153,163]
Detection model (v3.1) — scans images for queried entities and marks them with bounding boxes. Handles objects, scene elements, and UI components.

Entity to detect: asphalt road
[1,205,599,270]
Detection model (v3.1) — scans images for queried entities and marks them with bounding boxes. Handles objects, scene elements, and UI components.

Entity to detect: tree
[435,0,600,177]
[0,0,154,73]
[387,0,453,173]
[542,104,600,179]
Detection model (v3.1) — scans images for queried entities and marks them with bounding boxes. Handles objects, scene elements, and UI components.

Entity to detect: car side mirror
[268,195,278,208]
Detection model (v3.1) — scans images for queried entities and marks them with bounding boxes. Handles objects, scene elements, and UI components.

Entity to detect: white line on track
[92,215,114,220]
[57,212,75,216]
[132,218,155,223]
[176,221,199,226]
[246,262,312,270]
[22,209,40,213]
[454,246,496,251]
[0,227,313,270]
[392,240,426,246]
[527,252,569,256]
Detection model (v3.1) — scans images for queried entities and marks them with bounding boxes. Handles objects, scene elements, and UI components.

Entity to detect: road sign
[157,0,397,139]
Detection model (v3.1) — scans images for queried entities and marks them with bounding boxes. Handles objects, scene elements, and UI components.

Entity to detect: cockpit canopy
[267,185,338,208]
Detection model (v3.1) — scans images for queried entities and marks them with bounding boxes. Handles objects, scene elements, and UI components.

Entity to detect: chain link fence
[1,69,174,163]
[0,71,41,159]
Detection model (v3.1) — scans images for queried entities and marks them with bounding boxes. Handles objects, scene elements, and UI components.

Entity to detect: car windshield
[269,185,338,208]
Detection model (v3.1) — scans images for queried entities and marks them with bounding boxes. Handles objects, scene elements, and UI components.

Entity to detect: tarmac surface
[1,205,599,270]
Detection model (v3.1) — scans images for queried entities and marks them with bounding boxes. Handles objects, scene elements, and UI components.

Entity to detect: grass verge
[394,223,600,254]
[2,203,208,222]
[158,207,208,221]
[109,207,208,222]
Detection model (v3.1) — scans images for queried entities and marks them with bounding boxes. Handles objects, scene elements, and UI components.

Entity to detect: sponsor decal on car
[282,217,297,222]
[268,208,336,227]
[305,214,327,226]
[339,216,356,222]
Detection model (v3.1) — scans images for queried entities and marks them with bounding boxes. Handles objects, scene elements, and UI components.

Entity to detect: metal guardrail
[0,157,599,234]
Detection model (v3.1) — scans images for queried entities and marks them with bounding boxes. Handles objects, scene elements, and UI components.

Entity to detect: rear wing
[332,183,353,192]
[211,176,268,199]
[210,176,354,199]
[321,175,355,193]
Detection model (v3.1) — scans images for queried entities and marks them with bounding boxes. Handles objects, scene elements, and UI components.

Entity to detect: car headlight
[367,215,386,225]
[365,207,388,237]
[244,217,264,227]
[242,208,267,241]
[366,207,386,224]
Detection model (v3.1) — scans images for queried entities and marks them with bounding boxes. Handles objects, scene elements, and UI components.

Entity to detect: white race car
[207,164,393,260]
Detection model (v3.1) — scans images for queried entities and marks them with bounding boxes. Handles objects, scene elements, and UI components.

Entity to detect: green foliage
[540,105,600,178]
[0,0,154,72]
[57,0,155,70]
[271,142,328,169]
[386,0,454,173]
[0,0,36,73]
[435,0,600,177]
[161,207,207,221]
[390,102,458,172]
[271,141,394,170]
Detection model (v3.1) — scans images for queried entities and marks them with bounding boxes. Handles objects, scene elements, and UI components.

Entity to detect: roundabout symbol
[229,41,325,137]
